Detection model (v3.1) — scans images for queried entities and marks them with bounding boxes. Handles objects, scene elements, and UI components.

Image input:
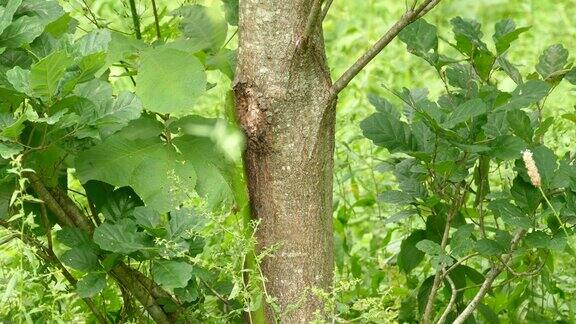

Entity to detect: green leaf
[0,15,43,48]
[450,17,487,55]
[56,227,98,250]
[75,29,111,57]
[100,187,141,221]
[0,0,22,35]
[531,145,557,189]
[174,279,200,302]
[133,206,161,228]
[378,190,413,204]
[506,109,533,143]
[169,207,205,239]
[511,177,540,213]
[445,63,478,90]
[6,66,32,96]
[0,141,22,158]
[536,44,569,80]
[398,19,438,64]
[16,0,64,25]
[172,4,228,52]
[488,200,531,229]
[497,56,523,85]
[221,0,238,26]
[524,230,550,249]
[136,47,206,115]
[475,239,504,256]
[499,80,550,111]
[30,51,72,102]
[489,135,525,160]
[76,273,106,298]
[360,112,414,153]
[492,19,530,54]
[451,224,475,257]
[61,248,101,272]
[93,219,153,254]
[397,230,426,273]
[151,260,194,289]
[443,98,487,128]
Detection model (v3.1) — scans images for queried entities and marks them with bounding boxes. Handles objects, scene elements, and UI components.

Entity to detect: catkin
[522,149,541,187]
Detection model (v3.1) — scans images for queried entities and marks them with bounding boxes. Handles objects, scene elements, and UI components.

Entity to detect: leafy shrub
[361,16,576,322]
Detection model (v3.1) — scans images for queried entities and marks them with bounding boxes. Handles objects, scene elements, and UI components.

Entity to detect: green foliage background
[1,0,576,322]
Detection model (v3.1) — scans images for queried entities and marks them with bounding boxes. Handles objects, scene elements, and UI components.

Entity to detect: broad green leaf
[30,51,72,102]
[151,260,194,289]
[492,19,530,54]
[417,276,435,314]
[497,56,522,85]
[75,29,110,56]
[100,187,141,222]
[360,112,414,153]
[106,31,145,66]
[443,98,487,128]
[378,190,413,204]
[566,67,576,85]
[207,49,236,79]
[76,273,106,298]
[93,219,153,254]
[56,227,98,250]
[0,110,37,140]
[397,230,426,273]
[16,0,64,25]
[536,44,568,80]
[133,206,161,229]
[445,63,478,90]
[0,15,43,48]
[510,177,540,213]
[398,19,437,64]
[450,17,487,55]
[61,248,101,272]
[221,0,238,26]
[0,141,22,158]
[506,109,533,143]
[475,239,504,256]
[451,224,475,257]
[174,279,200,302]
[499,80,550,111]
[44,12,75,37]
[172,4,228,52]
[73,80,142,137]
[6,66,32,96]
[169,207,205,239]
[531,145,557,189]
[368,94,400,118]
[0,0,22,35]
[524,230,550,249]
[136,47,206,115]
[488,200,531,229]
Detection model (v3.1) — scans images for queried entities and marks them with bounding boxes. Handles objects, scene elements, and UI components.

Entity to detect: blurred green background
[2,0,576,322]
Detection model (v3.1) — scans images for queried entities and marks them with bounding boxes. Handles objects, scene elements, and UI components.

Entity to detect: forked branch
[330,0,442,97]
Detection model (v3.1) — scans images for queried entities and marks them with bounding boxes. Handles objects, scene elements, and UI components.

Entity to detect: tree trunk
[234,1,335,322]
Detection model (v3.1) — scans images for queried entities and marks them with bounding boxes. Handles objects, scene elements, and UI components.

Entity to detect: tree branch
[299,0,323,49]
[452,230,525,324]
[330,0,442,97]
[320,0,333,23]
[436,273,457,324]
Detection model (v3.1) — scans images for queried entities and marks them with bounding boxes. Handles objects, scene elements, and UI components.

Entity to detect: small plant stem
[128,0,142,40]
[539,186,571,245]
[151,0,162,40]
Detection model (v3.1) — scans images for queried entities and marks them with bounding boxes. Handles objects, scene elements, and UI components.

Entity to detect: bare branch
[330,0,442,97]
[452,230,525,324]
[436,273,457,324]
[320,0,334,23]
[299,0,323,49]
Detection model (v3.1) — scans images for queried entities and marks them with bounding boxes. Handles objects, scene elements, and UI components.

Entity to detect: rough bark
[234,0,335,322]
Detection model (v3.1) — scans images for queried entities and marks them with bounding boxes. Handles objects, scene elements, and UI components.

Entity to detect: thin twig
[330,0,442,97]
